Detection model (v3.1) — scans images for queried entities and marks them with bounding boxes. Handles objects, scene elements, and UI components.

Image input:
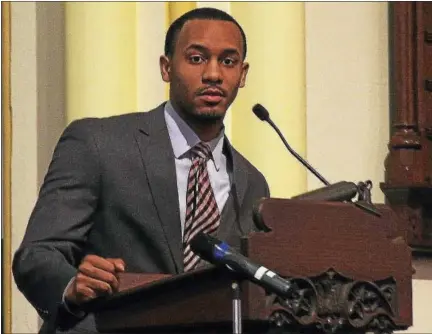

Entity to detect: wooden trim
[381,2,432,251]
[2,2,12,333]
[393,2,416,128]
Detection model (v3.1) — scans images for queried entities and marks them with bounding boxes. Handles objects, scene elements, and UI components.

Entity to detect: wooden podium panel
[85,200,412,334]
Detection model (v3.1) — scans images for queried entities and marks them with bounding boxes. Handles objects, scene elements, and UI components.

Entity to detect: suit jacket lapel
[225,137,248,211]
[134,104,183,273]
[217,138,249,240]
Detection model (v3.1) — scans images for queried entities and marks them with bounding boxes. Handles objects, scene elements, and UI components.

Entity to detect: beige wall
[11,3,40,332]
[136,2,166,111]
[305,2,389,203]
[11,2,66,332]
[9,2,431,333]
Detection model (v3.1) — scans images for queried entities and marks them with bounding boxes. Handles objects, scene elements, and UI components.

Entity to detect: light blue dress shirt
[164,101,232,237]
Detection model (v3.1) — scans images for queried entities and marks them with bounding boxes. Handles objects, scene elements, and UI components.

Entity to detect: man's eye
[222,58,236,66]
[190,55,204,64]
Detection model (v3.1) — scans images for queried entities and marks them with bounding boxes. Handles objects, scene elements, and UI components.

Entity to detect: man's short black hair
[164,7,247,60]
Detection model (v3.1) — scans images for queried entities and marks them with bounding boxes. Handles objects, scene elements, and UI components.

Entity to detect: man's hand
[65,255,125,305]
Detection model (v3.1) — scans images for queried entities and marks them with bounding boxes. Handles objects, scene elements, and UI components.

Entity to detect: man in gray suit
[13,7,269,333]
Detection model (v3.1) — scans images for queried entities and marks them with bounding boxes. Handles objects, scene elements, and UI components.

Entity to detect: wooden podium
[85,199,413,334]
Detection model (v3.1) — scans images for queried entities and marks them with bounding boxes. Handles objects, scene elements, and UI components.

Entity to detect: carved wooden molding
[268,269,400,334]
[381,2,432,250]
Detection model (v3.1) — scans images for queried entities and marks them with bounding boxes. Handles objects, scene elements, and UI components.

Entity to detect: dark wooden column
[381,2,432,250]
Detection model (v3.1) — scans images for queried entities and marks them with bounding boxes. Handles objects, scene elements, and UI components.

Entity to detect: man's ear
[159,55,171,83]
[239,62,249,88]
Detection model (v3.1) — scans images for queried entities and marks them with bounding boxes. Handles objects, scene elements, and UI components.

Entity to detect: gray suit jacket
[12,103,270,333]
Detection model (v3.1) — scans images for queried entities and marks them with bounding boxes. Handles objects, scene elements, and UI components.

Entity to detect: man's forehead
[177,19,243,49]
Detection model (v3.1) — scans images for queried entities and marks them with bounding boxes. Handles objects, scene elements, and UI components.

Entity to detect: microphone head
[189,232,220,262]
[252,104,270,121]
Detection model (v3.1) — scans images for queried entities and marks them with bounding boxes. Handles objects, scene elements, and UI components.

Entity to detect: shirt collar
[164,101,225,171]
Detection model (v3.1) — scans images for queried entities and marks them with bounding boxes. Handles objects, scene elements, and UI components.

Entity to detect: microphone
[252,103,381,214]
[190,232,292,297]
[291,180,358,202]
[252,104,330,186]
[252,104,356,201]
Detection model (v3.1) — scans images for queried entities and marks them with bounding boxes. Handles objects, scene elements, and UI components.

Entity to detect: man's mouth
[199,95,223,103]
[198,88,225,104]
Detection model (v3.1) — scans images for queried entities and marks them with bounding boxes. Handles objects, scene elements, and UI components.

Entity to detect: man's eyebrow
[185,44,241,56]
[221,48,241,56]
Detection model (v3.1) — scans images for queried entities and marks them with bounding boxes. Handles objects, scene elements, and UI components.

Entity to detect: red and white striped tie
[183,142,221,272]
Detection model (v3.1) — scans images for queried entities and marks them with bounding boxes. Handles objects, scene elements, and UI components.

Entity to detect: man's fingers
[106,258,125,272]
[83,255,117,273]
[76,273,113,296]
[74,285,97,303]
[82,255,125,273]
[78,264,120,292]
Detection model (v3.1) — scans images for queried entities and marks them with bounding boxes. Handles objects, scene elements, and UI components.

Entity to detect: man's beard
[170,84,228,125]
[190,110,224,123]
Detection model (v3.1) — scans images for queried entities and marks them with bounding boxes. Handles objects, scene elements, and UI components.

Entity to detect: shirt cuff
[62,277,86,318]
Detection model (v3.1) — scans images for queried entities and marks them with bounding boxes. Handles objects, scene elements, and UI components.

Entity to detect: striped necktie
[183,142,221,272]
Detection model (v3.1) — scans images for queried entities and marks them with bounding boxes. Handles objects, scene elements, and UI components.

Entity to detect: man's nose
[202,59,222,84]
